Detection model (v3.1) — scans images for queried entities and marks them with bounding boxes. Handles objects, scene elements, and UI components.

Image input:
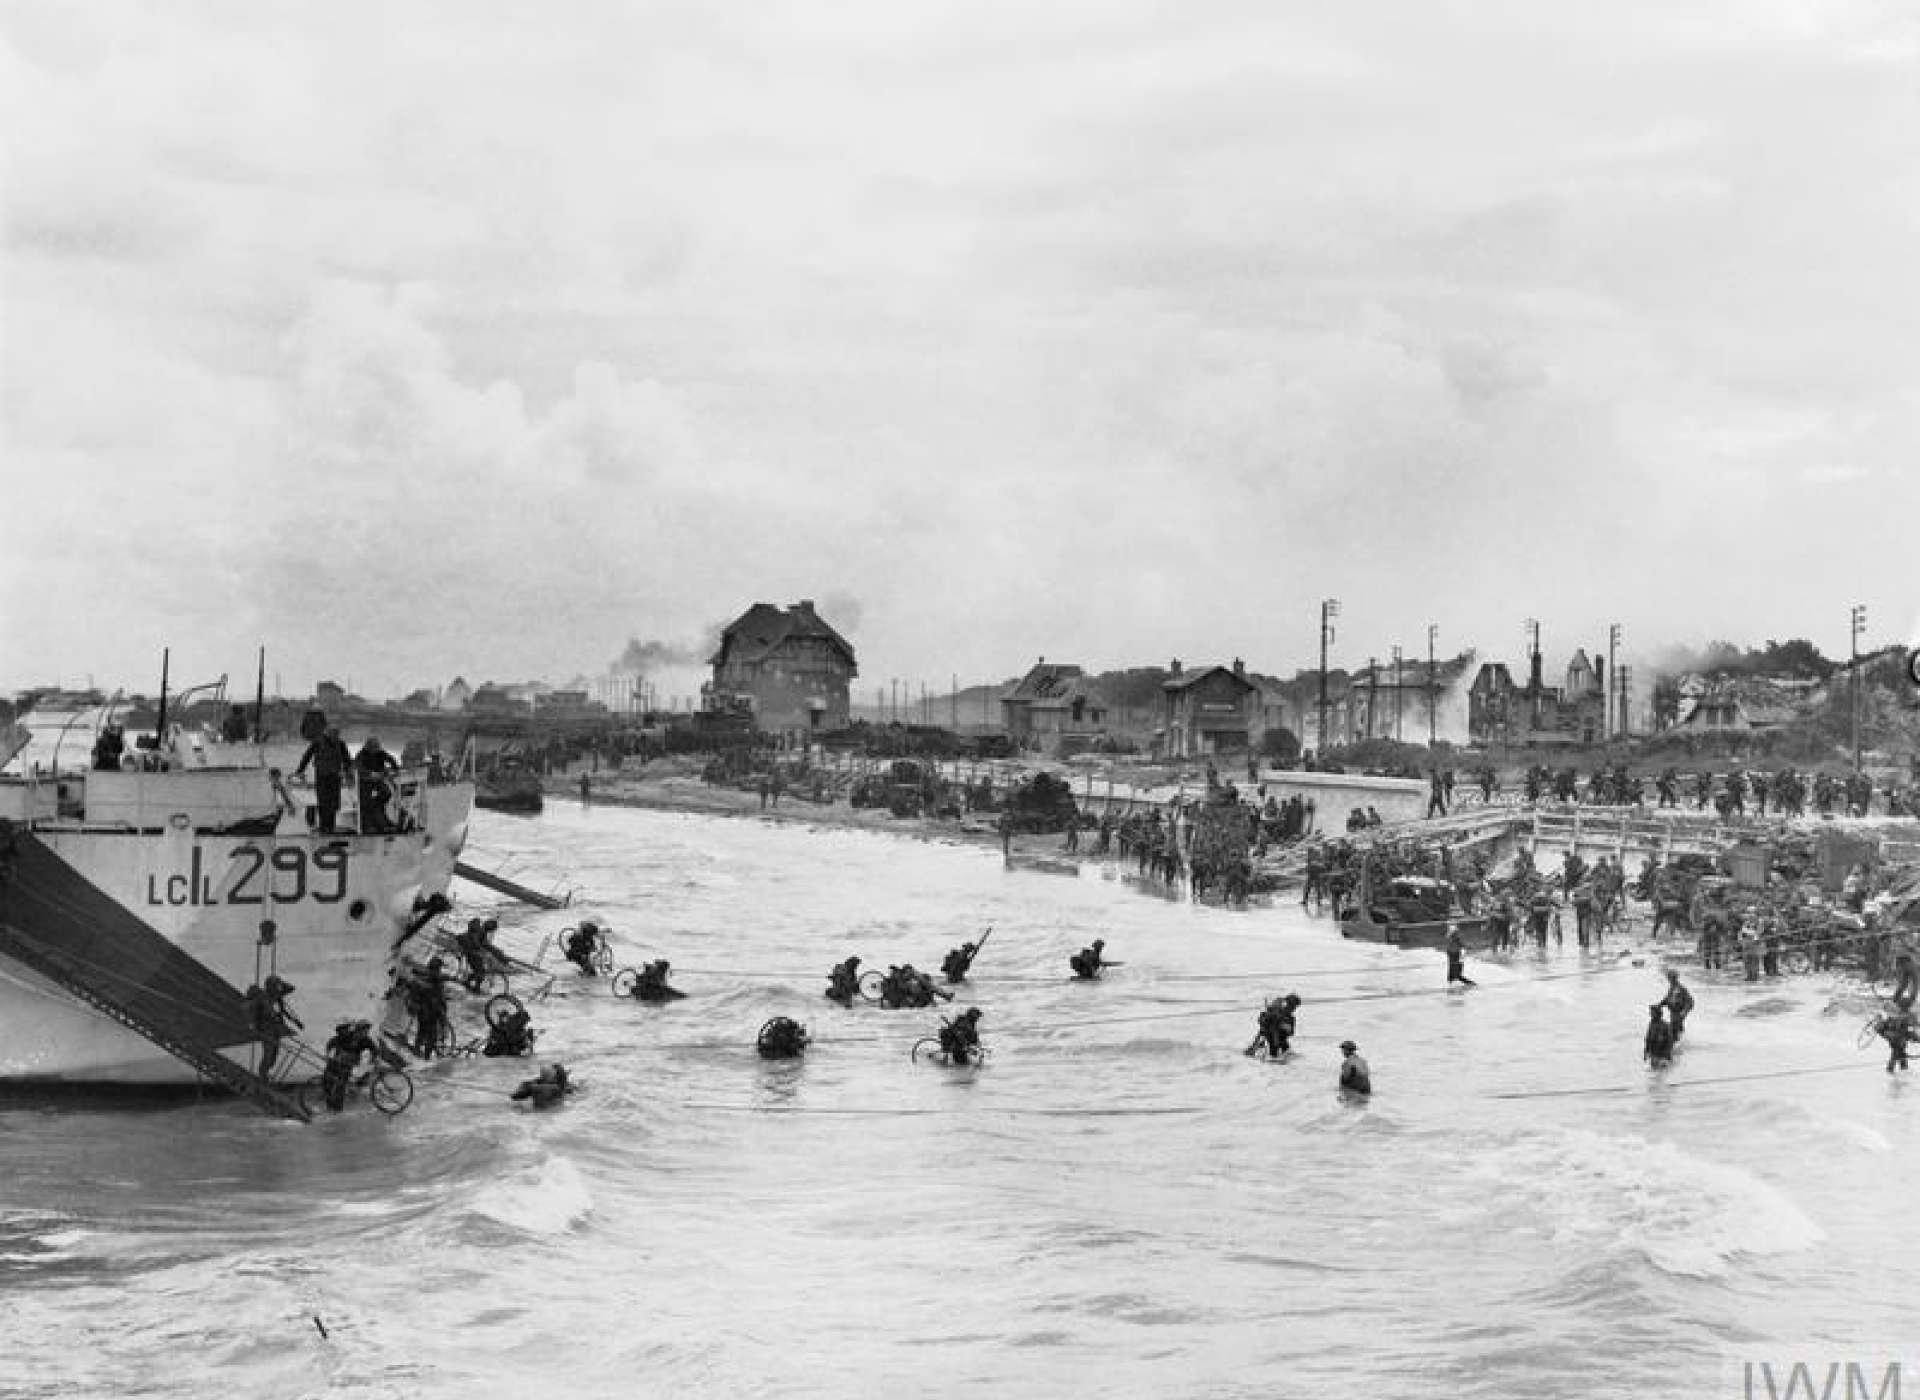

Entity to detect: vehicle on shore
[1340,873,1491,949]
[475,754,544,814]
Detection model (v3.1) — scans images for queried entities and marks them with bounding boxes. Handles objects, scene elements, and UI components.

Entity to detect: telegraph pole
[1607,623,1622,740]
[1318,598,1340,755]
[1392,644,1403,742]
[1427,624,1438,745]
[1851,603,1868,772]
[1524,618,1541,729]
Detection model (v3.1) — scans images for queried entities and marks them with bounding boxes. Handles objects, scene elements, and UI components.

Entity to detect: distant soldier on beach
[1660,971,1694,1041]
[1069,939,1110,980]
[825,955,862,1006]
[1245,994,1300,1059]
[1338,1040,1372,1096]
[1444,925,1476,988]
[1643,1005,1674,1066]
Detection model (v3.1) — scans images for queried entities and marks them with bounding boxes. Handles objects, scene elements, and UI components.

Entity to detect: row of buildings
[369,600,1831,757]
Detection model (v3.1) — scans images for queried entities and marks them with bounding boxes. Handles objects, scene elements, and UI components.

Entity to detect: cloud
[3,0,1918,698]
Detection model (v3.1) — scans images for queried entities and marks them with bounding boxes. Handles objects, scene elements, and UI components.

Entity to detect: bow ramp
[0,831,310,1121]
[453,859,569,910]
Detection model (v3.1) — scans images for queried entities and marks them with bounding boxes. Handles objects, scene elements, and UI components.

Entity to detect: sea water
[2,804,1915,1399]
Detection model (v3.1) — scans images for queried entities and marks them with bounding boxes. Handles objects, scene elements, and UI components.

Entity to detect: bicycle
[549,926,616,976]
[911,1036,988,1066]
[298,1064,415,1116]
[485,993,527,1029]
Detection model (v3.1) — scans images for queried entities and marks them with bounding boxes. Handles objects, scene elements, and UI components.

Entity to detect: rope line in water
[1489,1060,1869,1100]
[677,1102,1203,1117]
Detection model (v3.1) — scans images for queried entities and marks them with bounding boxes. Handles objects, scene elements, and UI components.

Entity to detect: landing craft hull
[1340,914,1492,950]
[0,825,434,1085]
[0,770,474,904]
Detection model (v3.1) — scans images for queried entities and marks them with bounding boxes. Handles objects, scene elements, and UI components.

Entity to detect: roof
[1680,677,1810,728]
[1164,665,1255,694]
[711,602,857,668]
[1001,663,1087,705]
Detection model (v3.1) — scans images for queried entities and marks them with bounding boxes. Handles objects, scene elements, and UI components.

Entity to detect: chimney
[1232,657,1245,680]
[1169,659,1182,677]
[1038,656,1045,666]
[795,599,816,615]
[1529,651,1542,695]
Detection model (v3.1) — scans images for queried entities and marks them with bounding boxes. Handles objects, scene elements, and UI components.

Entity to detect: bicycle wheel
[1858,1016,1885,1050]
[611,967,640,998]
[486,993,526,1028]
[910,1036,943,1064]
[369,1069,414,1115]
[858,969,885,1002]
[1781,947,1812,976]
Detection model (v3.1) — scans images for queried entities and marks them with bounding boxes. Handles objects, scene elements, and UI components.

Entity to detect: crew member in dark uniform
[92,725,126,771]
[294,725,353,834]
[355,736,399,833]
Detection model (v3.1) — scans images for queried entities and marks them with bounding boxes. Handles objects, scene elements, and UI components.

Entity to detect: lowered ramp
[0,831,308,1120]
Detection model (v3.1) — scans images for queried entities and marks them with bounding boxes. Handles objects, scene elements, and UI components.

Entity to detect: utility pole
[1851,603,1868,772]
[1607,623,1622,740]
[1366,655,1378,739]
[890,678,898,724]
[1524,618,1541,729]
[1318,598,1340,755]
[1427,624,1438,745]
[951,673,958,729]
[1391,644,1403,742]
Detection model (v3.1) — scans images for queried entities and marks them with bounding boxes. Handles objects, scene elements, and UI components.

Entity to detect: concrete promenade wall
[1250,769,1429,832]
[1046,766,1427,834]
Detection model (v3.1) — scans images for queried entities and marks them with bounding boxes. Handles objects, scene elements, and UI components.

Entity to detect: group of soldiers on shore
[1506,762,1888,818]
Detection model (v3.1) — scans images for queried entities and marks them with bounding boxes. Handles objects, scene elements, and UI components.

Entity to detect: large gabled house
[1163,659,1260,758]
[1000,659,1108,754]
[707,599,858,737]
[1676,676,1811,733]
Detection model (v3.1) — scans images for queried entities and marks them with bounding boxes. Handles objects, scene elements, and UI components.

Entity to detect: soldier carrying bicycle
[320,1020,406,1112]
[563,921,608,976]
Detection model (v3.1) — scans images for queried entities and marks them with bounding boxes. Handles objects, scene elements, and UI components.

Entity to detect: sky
[3,0,1917,707]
